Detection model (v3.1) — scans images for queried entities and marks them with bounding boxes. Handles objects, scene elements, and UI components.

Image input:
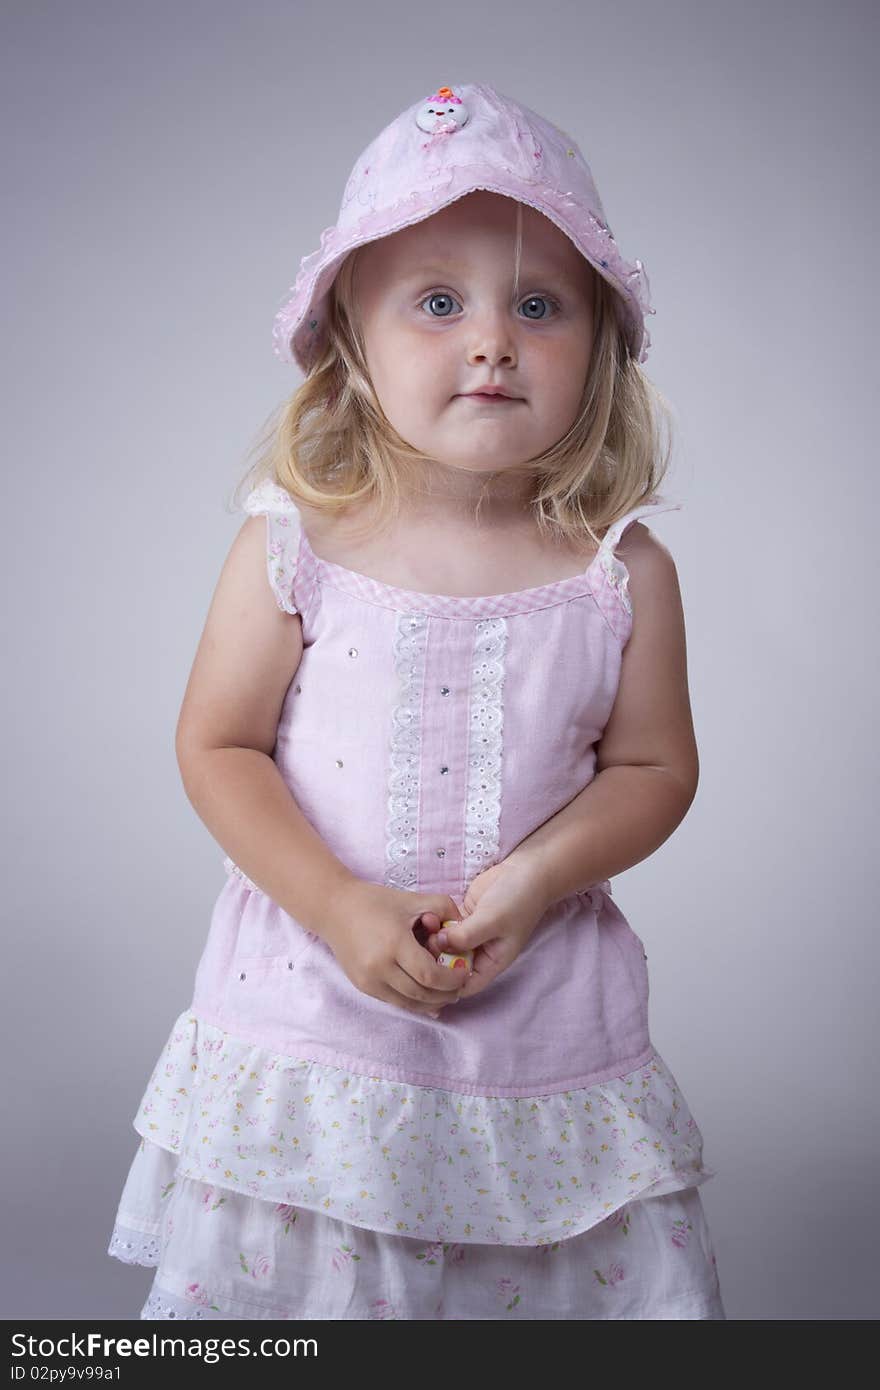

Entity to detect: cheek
[532,334,591,410]
[379,335,449,400]
[369,343,446,429]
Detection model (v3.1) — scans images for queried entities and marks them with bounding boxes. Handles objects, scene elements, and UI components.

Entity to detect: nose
[466,307,518,369]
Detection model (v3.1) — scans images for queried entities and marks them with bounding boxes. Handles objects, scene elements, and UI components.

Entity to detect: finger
[424,934,444,961]
[376,979,447,1018]
[411,920,433,949]
[453,955,499,1000]
[397,937,468,997]
[413,909,459,950]
[418,927,464,963]
[418,909,459,936]
[435,915,494,953]
[394,950,466,1002]
[387,964,458,1012]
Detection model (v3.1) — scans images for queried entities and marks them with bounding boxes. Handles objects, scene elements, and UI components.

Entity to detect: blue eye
[421,292,458,318]
[418,291,560,320]
[519,294,558,320]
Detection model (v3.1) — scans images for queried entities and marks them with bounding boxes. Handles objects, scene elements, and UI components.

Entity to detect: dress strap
[242,477,304,616]
[588,494,683,634]
[596,494,683,559]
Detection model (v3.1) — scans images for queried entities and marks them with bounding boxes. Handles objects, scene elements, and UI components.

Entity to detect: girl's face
[352,191,596,485]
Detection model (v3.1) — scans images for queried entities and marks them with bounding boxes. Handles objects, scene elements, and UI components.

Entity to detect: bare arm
[175,515,357,940]
[174,514,464,1018]
[505,523,699,908]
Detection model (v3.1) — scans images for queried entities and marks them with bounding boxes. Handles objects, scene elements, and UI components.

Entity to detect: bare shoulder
[175,515,303,761]
[616,519,682,615]
[615,516,672,561]
[595,520,697,787]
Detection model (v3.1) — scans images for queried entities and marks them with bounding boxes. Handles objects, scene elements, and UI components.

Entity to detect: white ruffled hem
[107,1223,162,1266]
[141,1287,216,1319]
[121,1008,715,1247]
[109,1139,725,1319]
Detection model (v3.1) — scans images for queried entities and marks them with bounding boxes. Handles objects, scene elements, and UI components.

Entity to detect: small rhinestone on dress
[239,971,246,981]
[440,766,449,774]
[295,683,302,693]
[335,759,343,768]
[348,648,358,658]
[287,960,294,970]
[436,848,446,858]
[440,686,450,695]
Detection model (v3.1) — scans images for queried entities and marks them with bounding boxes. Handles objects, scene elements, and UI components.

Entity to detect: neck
[397,459,538,527]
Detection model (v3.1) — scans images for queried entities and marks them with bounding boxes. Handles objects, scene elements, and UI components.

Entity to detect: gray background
[3,0,877,1321]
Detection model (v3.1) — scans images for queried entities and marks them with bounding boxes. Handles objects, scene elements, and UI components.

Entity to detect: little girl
[108,81,726,1320]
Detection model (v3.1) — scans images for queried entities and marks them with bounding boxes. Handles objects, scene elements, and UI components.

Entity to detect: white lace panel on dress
[385,613,507,893]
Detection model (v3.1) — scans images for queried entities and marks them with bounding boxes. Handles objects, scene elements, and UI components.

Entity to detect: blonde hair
[234,202,674,548]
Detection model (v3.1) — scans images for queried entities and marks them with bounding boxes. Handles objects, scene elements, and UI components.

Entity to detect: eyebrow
[403,263,580,289]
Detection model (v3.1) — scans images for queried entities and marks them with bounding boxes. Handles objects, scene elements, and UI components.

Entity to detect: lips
[459,392,521,402]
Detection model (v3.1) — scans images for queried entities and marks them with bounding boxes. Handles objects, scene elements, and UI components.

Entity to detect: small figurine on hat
[415,85,469,137]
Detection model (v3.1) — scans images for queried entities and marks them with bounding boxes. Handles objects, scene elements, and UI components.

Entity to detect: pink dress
[107,479,726,1320]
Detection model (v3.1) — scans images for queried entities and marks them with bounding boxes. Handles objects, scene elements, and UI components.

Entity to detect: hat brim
[273,176,653,372]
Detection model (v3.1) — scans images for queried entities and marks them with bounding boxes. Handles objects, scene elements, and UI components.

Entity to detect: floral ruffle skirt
[108,1136,726,1320]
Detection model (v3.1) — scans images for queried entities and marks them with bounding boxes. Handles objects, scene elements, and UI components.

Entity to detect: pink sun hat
[272,81,655,373]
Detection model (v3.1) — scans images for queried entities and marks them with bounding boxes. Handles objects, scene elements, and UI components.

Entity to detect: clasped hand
[421,856,551,1003]
[324,856,550,1017]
